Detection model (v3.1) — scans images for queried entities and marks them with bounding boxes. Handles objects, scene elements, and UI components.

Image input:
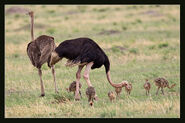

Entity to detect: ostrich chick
[115,87,122,97]
[154,77,176,95]
[144,79,151,96]
[86,86,96,106]
[125,83,132,95]
[114,81,128,97]
[108,91,116,102]
[66,81,82,98]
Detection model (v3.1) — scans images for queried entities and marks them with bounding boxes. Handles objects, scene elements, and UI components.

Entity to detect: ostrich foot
[40,93,45,97]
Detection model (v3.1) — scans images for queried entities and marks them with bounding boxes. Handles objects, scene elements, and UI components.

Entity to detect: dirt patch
[104,46,127,53]
[14,23,46,31]
[65,11,79,15]
[114,46,127,51]
[98,30,121,35]
[6,6,30,14]
[140,10,163,17]
[7,88,16,94]
[5,88,26,96]
[168,92,180,96]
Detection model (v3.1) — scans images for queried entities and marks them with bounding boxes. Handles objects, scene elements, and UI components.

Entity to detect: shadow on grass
[51,92,74,104]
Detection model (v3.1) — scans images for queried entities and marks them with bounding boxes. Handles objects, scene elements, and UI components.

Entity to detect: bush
[129,48,138,54]
[48,10,55,14]
[111,46,121,53]
[122,26,127,31]
[158,43,169,48]
[148,45,156,50]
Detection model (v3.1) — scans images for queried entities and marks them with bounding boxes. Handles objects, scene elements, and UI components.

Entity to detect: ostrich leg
[83,62,98,100]
[161,87,164,95]
[38,68,45,96]
[75,65,85,100]
[51,66,58,93]
[83,62,98,101]
[83,62,94,87]
[156,86,160,95]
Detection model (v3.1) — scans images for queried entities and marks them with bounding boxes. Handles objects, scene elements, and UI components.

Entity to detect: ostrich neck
[31,15,34,41]
[106,71,123,88]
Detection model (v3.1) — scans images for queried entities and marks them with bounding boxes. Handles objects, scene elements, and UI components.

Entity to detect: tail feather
[65,59,81,67]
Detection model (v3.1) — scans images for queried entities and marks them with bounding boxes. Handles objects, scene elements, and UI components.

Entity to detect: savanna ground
[5,5,180,118]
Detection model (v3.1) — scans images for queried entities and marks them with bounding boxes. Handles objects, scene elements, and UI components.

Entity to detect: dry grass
[5,96,180,118]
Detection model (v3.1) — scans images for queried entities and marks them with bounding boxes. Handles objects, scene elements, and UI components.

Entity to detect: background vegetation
[5,5,180,118]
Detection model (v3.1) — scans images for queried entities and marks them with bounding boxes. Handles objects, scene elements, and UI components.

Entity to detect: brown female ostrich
[49,37,128,101]
[86,86,96,106]
[144,79,151,96]
[26,11,58,96]
[66,81,82,98]
[154,77,176,95]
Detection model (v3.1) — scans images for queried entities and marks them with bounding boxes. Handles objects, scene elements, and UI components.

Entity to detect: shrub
[129,48,138,54]
[14,14,20,18]
[158,42,169,48]
[12,53,19,58]
[122,26,127,31]
[136,19,142,23]
[48,10,55,14]
[148,45,156,50]
[111,47,120,53]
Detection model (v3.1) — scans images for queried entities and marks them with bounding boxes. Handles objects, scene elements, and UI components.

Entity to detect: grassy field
[5,5,180,118]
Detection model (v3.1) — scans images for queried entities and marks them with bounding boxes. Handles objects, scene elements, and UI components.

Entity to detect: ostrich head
[121,80,129,87]
[89,101,93,106]
[27,11,34,17]
[108,91,115,98]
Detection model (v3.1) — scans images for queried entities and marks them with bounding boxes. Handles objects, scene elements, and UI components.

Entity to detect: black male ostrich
[26,11,58,96]
[49,37,128,100]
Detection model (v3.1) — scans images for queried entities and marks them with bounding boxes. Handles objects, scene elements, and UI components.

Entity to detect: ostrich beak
[26,11,34,16]
[89,101,93,106]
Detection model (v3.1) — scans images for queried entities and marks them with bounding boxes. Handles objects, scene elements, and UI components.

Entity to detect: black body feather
[55,37,110,73]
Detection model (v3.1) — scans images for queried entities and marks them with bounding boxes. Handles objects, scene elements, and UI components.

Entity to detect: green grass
[5,5,180,118]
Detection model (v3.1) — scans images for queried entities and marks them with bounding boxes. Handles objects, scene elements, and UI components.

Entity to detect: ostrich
[49,37,128,100]
[144,79,151,96]
[108,91,116,102]
[66,81,82,98]
[115,80,128,98]
[154,77,176,95]
[26,11,58,96]
[86,86,96,106]
[125,83,132,95]
[115,87,122,98]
